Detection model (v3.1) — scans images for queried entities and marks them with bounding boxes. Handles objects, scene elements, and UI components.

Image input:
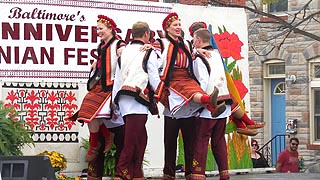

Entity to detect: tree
[203,0,320,56]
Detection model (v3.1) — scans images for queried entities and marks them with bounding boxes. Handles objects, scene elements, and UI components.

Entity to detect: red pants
[87,125,125,180]
[116,114,148,180]
[191,117,228,177]
[163,116,196,179]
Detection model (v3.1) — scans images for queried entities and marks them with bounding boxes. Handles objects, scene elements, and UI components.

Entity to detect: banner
[0,0,171,82]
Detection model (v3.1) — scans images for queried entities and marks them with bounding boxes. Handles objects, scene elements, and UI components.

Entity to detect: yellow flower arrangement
[39,151,67,172]
[57,174,84,180]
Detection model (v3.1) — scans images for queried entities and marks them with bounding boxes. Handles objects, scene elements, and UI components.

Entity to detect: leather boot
[104,132,114,153]
[211,102,226,117]
[85,143,101,162]
[219,170,230,180]
[246,121,266,129]
[209,86,219,107]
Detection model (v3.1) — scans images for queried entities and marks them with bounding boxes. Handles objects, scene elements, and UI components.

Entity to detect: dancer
[189,22,265,136]
[68,14,126,163]
[147,12,225,180]
[113,21,159,180]
[190,28,232,180]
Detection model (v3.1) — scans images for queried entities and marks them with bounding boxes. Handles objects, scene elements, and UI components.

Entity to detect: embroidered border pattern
[1,0,172,14]
[2,81,79,143]
[0,69,89,80]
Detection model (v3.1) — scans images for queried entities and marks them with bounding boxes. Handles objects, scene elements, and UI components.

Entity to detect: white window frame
[263,59,285,79]
[309,59,320,144]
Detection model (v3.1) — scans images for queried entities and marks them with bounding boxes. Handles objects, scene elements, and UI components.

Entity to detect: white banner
[0,0,171,82]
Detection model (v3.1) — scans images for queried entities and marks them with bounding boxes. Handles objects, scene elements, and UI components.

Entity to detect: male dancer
[191,28,232,180]
[113,21,158,180]
[189,22,265,136]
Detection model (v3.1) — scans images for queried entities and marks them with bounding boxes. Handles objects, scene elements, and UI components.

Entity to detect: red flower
[214,31,243,60]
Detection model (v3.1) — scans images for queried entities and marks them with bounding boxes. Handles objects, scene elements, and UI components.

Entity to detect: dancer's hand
[140,44,153,51]
[91,61,97,70]
[197,48,211,58]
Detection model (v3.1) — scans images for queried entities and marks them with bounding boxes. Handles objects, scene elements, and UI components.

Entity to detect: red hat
[162,12,179,31]
[189,21,207,37]
[97,15,121,33]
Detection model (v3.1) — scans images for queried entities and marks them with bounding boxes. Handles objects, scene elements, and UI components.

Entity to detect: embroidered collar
[202,45,213,50]
[130,40,145,45]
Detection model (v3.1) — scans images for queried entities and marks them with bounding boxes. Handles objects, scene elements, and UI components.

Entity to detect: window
[269,63,285,75]
[269,0,288,13]
[264,60,285,78]
[274,82,286,94]
[310,60,320,143]
[314,89,320,141]
[311,63,320,79]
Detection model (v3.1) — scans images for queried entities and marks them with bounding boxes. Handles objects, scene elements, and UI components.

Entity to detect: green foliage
[81,137,90,150]
[218,25,227,34]
[103,144,117,176]
[226,60,237,73]
[299,156,305,172]
[0,101,34,156]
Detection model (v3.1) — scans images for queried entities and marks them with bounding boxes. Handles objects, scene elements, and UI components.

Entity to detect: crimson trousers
[116,114,148,180]
[191,117,228,176]
[87,125,125,180]
[163,116,196,179]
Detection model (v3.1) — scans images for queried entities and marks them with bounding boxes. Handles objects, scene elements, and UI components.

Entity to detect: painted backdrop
[0,0,250,173]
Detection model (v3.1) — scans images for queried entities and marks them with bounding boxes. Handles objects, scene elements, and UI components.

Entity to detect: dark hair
[289,137,299,144]
[251,139,259,149]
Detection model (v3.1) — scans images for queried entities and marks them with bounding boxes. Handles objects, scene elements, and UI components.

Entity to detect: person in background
[190,28,233,180]
[276,137,300,173]
[250,139,269,168]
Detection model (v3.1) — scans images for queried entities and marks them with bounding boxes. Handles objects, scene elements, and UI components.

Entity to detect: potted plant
[38,151,67,173]
[0,100,34,156]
